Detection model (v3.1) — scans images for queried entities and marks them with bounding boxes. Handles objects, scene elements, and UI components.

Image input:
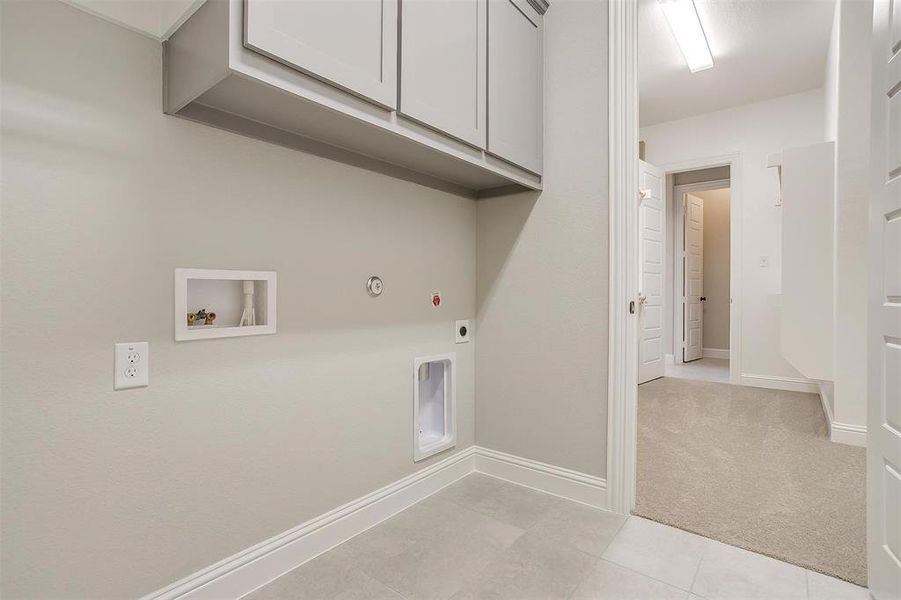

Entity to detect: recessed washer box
[174,268,277,341]
[413,353,456,462]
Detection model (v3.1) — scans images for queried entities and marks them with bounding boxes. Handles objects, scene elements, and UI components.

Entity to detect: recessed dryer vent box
[413,353,456,462]
[175,268,276,341]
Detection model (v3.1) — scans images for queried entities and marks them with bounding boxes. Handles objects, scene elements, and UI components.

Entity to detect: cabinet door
[244,0,397,109]
[487,0,542,174]
[400,0,487,148]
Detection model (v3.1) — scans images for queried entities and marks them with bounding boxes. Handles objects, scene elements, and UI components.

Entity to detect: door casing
[865,0,901,596]
[671,178,732,368]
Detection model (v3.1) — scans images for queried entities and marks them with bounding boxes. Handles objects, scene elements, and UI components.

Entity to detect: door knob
[638,292,648,305]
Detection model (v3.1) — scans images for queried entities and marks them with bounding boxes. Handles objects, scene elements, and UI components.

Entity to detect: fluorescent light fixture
[658,0,714,72]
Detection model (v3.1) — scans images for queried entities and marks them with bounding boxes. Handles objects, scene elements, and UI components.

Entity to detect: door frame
[606,0,639,515]
[673,179,728,365]
[668,169,739,387]
[606,1,742,513]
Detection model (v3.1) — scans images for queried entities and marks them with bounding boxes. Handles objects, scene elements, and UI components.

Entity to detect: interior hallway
[664,358,730,384]
[248,473,866,600]
[636,378,866,586]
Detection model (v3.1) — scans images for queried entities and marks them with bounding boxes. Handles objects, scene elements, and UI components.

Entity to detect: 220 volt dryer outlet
[114,342,148,390]
[455,320,471,344]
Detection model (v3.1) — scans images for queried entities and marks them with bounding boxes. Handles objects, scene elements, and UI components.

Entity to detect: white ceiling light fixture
[657,0,714,73]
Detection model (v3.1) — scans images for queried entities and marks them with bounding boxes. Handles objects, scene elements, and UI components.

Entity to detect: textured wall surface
[1,2,476,596]
[475,0,609,477]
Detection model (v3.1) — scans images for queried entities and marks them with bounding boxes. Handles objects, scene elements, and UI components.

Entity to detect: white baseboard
[664,353,675,365]
[474,447,607,509]
[702,348,729,360]
[817,382,835,438]
[143,446,609,600]
[145,447,478,600]
[740,372,819,394]
[817,383,867,447]
[830,421,867,447]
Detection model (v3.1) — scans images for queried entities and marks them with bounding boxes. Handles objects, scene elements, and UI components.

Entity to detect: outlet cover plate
[455,320,471,344]
[115,342,148,390]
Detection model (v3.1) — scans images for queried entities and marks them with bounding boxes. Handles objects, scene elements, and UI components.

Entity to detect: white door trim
[671,178,732,371]
[606,0,639,515]
[866,0,901,594]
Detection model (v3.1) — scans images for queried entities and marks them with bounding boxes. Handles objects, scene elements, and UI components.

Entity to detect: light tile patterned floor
[246,474,868,600]
[663,358,730,384]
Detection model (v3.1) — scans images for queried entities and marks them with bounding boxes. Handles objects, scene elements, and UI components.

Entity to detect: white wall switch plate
[114,342,148,390]
[455,320,471,343]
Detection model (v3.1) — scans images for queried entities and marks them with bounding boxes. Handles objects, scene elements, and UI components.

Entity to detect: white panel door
[639,161,665,384]
[867,1,901,597]
[244,0,398,109]
[487,0,542,174]
[683,193,704,362]
[400,0,487,148]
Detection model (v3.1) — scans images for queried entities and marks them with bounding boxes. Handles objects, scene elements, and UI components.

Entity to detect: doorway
[608,0,875,591]
[667,174,731,384]
[637,161,737,386]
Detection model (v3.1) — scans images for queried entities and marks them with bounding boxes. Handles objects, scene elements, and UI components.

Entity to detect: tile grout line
[564,555,601,600]
[373,571,411,600]
[686,535,710,596]
[605,516,711,594]
[598,556,700,596]
[601,517,707,596]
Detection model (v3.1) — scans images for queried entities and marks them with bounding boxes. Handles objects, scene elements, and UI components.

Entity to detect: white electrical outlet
[115,342,148,390]
[759,255,770,268]
[455,320,471,344]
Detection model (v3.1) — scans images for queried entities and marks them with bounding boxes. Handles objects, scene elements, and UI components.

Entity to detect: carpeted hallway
[635,377,867,586]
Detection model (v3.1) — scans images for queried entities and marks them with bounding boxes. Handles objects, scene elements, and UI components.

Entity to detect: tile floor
[246,474,868,600]
[663,358,730,384]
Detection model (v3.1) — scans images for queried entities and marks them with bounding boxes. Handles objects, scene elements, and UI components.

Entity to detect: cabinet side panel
[166,0,230,113]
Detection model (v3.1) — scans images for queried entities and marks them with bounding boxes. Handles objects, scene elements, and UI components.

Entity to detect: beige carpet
[635,377,867,586]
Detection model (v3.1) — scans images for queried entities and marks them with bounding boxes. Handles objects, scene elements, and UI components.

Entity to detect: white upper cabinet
[400,0,487,149]
[487,0,543,174]
[244,0,398,109]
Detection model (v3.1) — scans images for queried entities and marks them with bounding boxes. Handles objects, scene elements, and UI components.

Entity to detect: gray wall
[1,2,476,597]
[696,188,731,351]
[475,0,609,477]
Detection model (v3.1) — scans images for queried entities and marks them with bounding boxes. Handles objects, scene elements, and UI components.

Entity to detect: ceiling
[639,0,836,127]
[60,0,205,40]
